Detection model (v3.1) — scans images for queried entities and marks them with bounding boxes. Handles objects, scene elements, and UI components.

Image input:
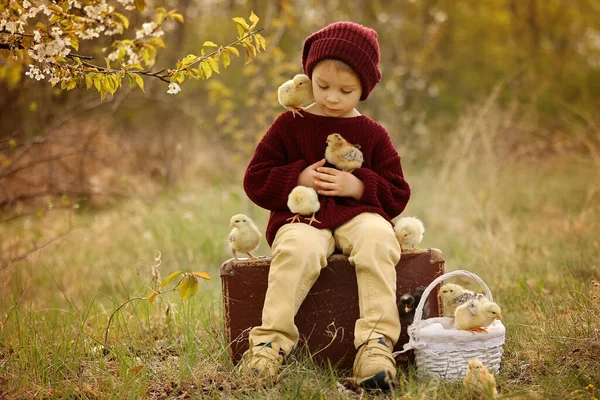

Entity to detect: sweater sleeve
[352,131,411,219]
[243,114,308,211]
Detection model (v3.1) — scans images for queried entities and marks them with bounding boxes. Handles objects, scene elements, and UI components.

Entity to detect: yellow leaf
[202,41,218,48]
[113,12,129,29]
[191,68,205,79]
[148,37,166,48]
[192,271,211,280]
[161,270,183,288]
[178,275,199,300]
[170,12,184,23]
[180,54,196,68]
[249,11,259,29]
[131,73,144,92]
[222,52,231,69]
[244,44,256,65]
[147,290,159,304]
[232,17,249,29]
[224,46,240,57]
[200,61,212,78]
[85,74,93,89]
[255,33,267,51]
[93,75,102,92]
[70,36,79,51]
[207,56,219,74]
[235,23,245,38]
[134,0,146,13]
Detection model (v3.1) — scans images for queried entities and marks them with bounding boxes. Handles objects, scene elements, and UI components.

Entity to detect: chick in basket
[439,283,486,316]
[454,298,502,333]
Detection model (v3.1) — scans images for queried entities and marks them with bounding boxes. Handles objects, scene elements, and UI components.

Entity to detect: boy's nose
[326,94,339,103]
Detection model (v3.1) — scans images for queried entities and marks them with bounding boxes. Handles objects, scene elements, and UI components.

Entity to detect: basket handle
[412,270,494,327]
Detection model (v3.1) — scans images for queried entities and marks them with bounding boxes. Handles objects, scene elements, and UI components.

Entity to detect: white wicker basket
[394,270,505,380]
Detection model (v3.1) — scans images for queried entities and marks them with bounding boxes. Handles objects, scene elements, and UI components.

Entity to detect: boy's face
[311,61,362,118]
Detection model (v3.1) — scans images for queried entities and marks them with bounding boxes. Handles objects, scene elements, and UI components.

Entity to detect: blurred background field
[1,0,600,398]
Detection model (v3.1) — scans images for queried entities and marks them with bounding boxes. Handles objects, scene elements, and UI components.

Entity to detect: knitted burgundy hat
[302,21,381,101]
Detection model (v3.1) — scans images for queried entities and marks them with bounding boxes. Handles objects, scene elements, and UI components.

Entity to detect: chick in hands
[278,74,314,117]
[454,298,502,333]
[228,214,261,261]
[325,133,364,172]
[287,185,321,225]
[439,283,486,316]
[394,216,424,251]
[464,359,498,398]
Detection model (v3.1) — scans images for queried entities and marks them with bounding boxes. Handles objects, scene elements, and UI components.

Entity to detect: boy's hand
[298,159,327,189]
[314,166,364,200]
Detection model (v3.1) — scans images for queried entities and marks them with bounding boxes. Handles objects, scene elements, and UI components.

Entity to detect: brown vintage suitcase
[220,248,445,371]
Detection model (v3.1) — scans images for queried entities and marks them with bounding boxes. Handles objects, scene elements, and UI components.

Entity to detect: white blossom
[167,82,181,95]
[136,22,156,39]
[23,0,31,9]
[117,0,135,10]
[83,2,110,19]
[25,64,45,81]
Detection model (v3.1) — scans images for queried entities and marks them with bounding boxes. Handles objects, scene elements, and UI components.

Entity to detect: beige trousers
[249,212,401,354]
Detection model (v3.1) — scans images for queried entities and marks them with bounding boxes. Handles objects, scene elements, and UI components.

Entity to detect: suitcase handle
[411,270,494,329]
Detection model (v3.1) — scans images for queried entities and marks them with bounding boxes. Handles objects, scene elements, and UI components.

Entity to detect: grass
[1,148,599,398]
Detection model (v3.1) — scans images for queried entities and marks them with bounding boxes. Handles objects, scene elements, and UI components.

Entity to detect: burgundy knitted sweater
[243,110,411,246]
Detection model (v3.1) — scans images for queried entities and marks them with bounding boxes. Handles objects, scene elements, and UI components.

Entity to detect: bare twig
[0,227,75,270]
[0,149,96,179]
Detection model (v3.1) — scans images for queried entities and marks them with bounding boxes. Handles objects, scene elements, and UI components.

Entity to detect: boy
[240,21,411,390]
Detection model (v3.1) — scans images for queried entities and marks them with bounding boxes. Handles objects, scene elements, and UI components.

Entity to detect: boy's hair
[302,21,381,100]
[318,59,357,77]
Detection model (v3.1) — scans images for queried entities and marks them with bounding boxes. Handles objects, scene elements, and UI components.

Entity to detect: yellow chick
[278,74,314,117]
[464,359,498,398]
[394,216,425,251]
[439,283,485,316]
[454,298,502,333]
[228,214,261,261]
[287,185,321,225]
[325,133,364,172]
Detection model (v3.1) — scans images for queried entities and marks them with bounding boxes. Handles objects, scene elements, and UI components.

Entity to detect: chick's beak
[497,313,502,320]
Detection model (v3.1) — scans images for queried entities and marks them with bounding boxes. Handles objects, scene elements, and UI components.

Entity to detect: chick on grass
[464,359,498,398]
[454,298,502,333]
[394,216,424,251]
[278,74,314,117]
[325,133,364,172]
[287,185,321,225]
[228,214,261,261]
[439,283,486,316]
